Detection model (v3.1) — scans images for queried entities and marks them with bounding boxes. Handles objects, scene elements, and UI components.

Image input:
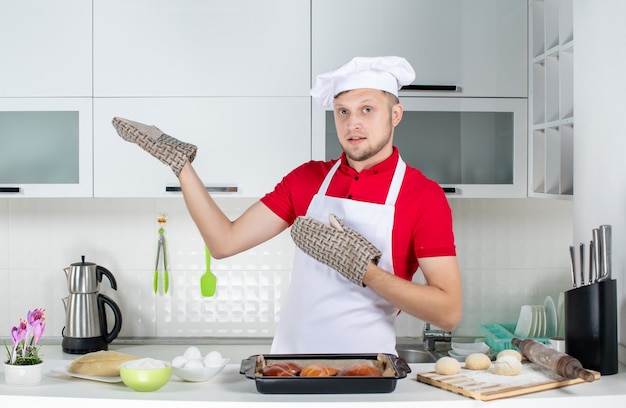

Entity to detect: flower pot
[3,362,43,386]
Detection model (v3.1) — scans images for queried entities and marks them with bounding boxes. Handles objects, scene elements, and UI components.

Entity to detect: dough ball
[464,353,491,370]
[497,349,523,362]
[494,355,522,376]
[434,356,461,375]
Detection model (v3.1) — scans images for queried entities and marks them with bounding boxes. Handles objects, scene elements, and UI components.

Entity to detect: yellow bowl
[120,360,172,392]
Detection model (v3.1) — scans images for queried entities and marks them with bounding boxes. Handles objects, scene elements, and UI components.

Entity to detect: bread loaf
[263,364,297,377]
[300,364,339,377]
[262,362,303,376]
[336,364,382,377]
[68,351,139,377]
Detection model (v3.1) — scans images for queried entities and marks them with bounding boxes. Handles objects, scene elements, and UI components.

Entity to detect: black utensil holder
[564,279,618,375]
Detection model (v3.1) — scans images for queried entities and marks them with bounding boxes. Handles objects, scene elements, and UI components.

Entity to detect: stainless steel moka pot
[61,256,122,354]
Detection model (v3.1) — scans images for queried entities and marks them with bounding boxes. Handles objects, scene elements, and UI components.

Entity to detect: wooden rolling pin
[512,338,596,382]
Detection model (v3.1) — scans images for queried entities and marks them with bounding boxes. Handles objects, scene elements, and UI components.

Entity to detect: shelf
[532,0,545,58]
[545,0,560,50]
[560,47,574,120]
[560,124,574,195]
[533,117,574,130]
[528,0,574,199]
[545,54,560,123]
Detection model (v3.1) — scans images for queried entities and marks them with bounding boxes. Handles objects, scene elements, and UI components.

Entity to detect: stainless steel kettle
[61,256,123,354]
[64,255,117,293]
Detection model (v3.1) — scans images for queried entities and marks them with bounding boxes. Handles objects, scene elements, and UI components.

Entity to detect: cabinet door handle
[442,187,457,194]
[401,85,459,92]
[0,187,20,193]
[166,186,238,193]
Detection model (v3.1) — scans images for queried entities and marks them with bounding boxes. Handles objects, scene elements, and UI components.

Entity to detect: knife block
[564,279,618,375]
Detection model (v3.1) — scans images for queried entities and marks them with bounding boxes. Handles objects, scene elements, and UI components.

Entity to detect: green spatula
[200,246,217,297]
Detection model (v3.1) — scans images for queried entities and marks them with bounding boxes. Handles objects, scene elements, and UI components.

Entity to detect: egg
[171,355,188,368]
[183,359,204,369]
[203,350,223,367]
[183,346,202,361]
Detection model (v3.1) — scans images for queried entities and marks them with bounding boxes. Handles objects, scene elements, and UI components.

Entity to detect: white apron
[271,157,407,355]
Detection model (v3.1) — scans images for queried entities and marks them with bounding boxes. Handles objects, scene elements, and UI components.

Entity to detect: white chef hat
[310,56,416,108]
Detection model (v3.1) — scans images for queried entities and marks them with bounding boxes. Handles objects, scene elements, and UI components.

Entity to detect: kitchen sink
[395,344,449,363]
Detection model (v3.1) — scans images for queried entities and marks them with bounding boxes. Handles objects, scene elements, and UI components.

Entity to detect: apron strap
[318,160,341,195]
[385,158,406,206]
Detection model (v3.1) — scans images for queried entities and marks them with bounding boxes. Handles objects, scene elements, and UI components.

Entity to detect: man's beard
[343,125,393,163]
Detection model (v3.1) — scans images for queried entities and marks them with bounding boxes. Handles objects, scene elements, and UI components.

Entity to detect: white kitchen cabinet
[315,97,528,198]
[93,0,310,97]
[93,97,311,198]
[0,98,93,197]
[312,0,527,98]
[0,0,92,97]
[529,0,574,198]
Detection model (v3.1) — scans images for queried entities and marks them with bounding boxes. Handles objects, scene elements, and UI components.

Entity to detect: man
[112,56,462,355]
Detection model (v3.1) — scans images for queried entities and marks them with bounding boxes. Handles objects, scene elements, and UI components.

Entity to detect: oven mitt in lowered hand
[290,214,382,286]
[112,117,197,177]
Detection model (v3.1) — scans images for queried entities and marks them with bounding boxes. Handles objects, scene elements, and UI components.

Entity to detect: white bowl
[451,341,490,356]
[447,350,466,361]
[172,358,229,382]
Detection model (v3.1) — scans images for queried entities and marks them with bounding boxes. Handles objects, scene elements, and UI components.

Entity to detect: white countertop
[2,343,626,407]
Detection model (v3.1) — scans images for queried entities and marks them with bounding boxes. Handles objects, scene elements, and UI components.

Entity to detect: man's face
[333,88,403,171]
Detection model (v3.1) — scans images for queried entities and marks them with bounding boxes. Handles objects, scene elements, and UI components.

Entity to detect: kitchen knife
[569,245,577,288]
[587,241,595,285]
[592,228,601,283]
[578,242,585,287]
[598,224,612,281]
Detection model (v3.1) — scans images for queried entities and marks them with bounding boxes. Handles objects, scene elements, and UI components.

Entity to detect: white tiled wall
[0,197,573,341]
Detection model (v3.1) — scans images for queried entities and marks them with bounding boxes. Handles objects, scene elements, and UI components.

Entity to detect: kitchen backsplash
[0,197,573,341]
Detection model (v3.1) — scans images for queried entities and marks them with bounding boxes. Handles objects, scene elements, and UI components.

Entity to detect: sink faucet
[422,322,452,351]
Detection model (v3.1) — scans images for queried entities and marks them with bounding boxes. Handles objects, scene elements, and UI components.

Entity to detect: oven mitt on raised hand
[290,214,382,286]
[112,117,197,177]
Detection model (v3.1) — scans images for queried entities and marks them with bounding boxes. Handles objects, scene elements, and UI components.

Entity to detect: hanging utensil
[154,214,169,294]
[200,246,217,297]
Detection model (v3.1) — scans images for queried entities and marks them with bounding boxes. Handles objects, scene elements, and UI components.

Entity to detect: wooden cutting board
[416,362,600,401]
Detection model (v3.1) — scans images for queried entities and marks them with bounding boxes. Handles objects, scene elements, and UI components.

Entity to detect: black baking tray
[239,353,411,394]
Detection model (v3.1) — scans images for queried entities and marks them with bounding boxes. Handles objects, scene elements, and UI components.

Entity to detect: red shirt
[260,148,456,281]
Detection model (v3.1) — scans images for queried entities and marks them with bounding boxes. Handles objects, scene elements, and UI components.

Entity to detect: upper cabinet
[312,0,528,98]
[311,0,529,197]
[0,98,93,197]
[93,97,311,198]
[316,97,527,198]
[0,0,92,97]
[1,1,536,199]
[93,0,310,97]
[91,0,312,198]
[529,0,574,199]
